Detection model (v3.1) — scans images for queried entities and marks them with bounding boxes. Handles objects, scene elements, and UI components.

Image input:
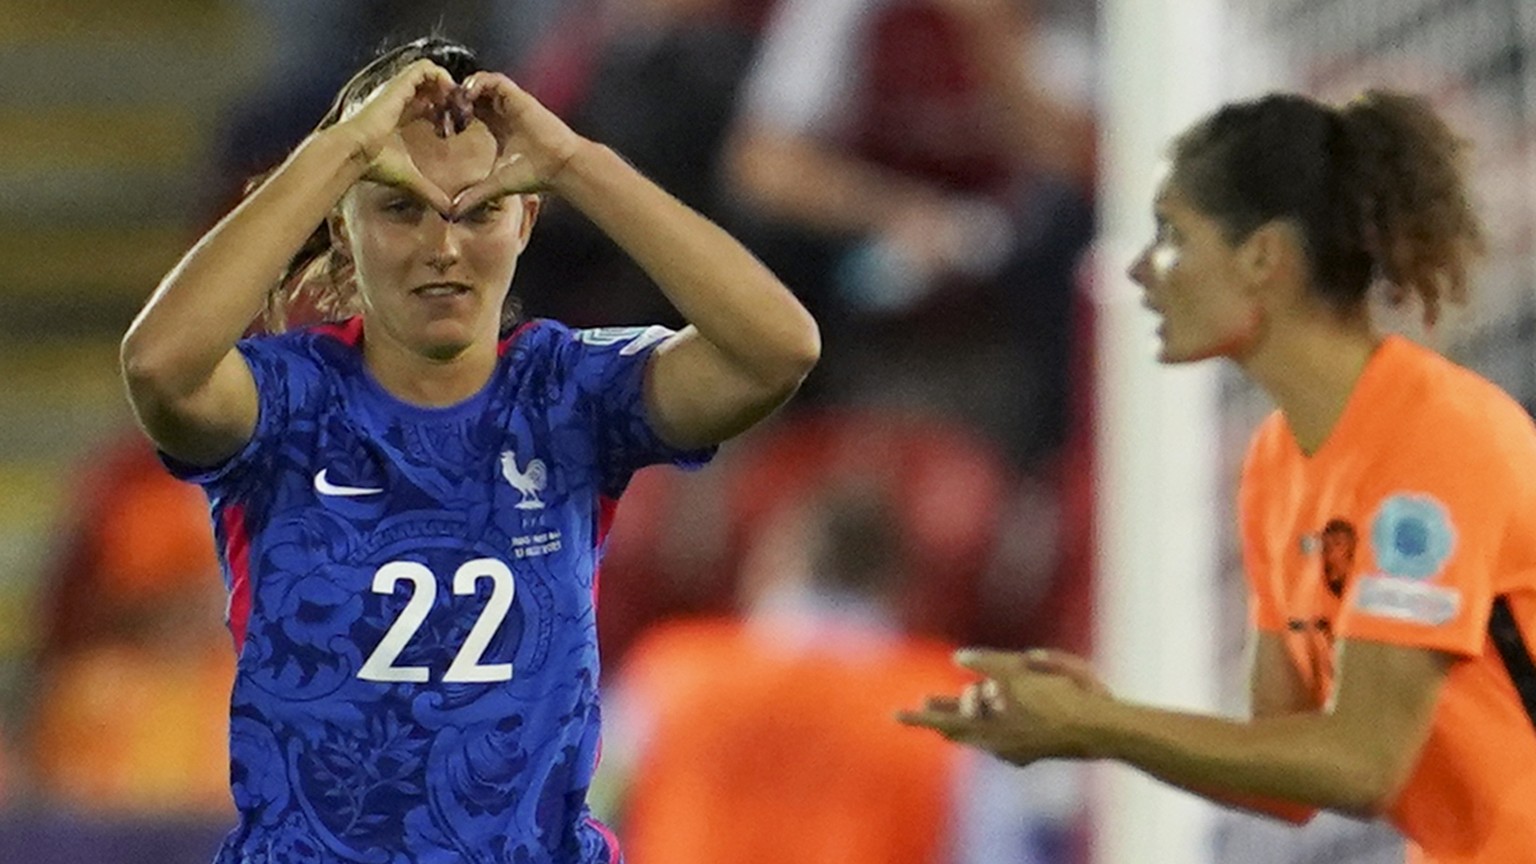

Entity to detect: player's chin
[1158,343,1217,365]
[1154,324,1187,364]
[414,318,482,361]
[1156,325,1220,365]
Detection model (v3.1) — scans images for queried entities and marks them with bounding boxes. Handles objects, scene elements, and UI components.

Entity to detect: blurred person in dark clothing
[513,0,768,329]
[726,0,1095,466]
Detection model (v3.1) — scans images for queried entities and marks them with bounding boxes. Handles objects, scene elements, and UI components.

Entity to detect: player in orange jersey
[605,486,1086,864]
[902,89,1536,863]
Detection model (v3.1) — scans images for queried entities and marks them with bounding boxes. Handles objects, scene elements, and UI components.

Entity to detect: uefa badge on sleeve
[1370,493,1457,581]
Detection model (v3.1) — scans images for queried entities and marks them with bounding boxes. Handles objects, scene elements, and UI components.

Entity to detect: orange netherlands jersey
[617,617,971,864]
[1241,335,1536,863]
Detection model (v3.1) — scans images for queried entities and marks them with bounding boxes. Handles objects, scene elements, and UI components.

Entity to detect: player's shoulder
[505,319,672,361]
[1386,338,1536,456]
[239,318,361,370]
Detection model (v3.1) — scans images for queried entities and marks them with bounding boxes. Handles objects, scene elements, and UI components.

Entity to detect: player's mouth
[412,281,474,299]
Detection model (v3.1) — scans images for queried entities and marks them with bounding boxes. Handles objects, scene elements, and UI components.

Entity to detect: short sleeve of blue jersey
[552,323,717,497]
[158,334,325,493]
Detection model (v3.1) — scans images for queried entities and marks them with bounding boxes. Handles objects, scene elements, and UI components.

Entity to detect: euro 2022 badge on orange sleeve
[1354,493,1461,626]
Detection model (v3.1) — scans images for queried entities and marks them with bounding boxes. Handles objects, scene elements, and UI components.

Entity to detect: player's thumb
[953,647,1025,679]
[1022,649,1102,691]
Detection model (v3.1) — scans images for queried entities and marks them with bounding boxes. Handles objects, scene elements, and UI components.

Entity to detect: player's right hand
[1022,649,1112,697]
[330,59,458,214]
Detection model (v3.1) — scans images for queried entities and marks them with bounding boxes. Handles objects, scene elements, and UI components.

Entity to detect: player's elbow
[122,335,217,426]
[745,305,821,399]
[1319,744,1407,818]
[778,309,821,383]
[1267,800,1320,826]
[121,328,181,407]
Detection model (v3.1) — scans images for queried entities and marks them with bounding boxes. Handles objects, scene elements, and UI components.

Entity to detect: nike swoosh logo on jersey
[314,469,383,497]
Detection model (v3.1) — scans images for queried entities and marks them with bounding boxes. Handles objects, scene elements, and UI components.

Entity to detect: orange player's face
[338,118,538,361]
[1127,172,1262,364]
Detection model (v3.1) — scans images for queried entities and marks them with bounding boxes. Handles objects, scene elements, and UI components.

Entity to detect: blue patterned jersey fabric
[164,317,712,864]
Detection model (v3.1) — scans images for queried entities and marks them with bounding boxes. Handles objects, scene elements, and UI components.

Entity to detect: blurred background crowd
[0,0,1530,862]
[0,1,1099,861]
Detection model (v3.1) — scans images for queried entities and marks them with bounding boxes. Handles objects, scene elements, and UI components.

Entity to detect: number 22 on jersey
[358,557,515,684]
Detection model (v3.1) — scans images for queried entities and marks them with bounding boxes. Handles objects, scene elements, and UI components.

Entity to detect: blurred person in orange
[599,483,1085,864]
[903,91,1536,863]
[27,433,234,815]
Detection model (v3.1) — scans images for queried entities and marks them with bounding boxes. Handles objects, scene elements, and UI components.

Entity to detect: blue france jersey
[165,317,711,864]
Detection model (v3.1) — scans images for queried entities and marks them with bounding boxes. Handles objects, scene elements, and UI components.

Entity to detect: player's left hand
[897,648,1109,767]
[450,72,584,215]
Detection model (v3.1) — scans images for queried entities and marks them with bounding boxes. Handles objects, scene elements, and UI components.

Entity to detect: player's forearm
[955,13,1094,186]
[122,129,366,396]
[1192,786,1319,825]
[553,141,820,388]
[1083,700,1390,817]
[727,131,943,237]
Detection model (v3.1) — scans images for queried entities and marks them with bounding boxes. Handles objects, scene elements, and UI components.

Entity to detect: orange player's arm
[1081,638,1452,817]
[1190,633,1322,823]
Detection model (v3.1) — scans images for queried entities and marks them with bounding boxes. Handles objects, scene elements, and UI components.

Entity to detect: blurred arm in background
[726,0,1093,265]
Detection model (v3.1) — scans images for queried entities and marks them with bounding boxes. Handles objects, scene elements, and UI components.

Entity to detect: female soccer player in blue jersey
[120,37,819,864]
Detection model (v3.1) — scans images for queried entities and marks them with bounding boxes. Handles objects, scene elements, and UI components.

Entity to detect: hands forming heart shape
[340,61,582,221]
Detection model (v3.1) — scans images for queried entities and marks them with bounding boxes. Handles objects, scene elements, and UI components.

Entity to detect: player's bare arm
[121,60,457,466]
[454,72,820,450]
[552,141,820,449]
[1249,631,1318,718]
[901,640,1451,816]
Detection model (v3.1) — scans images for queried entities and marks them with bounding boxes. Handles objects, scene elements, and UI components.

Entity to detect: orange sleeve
[1239,421,1287,634]
[1337,423,1503,658]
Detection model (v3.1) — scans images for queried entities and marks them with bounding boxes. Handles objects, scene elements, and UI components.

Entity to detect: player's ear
[328,211,352,259]
[514,194,541,252]
[1236,220,1303,301]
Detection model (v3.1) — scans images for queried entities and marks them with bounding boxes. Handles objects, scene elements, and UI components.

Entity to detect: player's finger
[981,678,1006,712]
[1022,649,1097,685]
[394,61,454,109]
[451,169,517,220]
[954,647,1027,680]
[924,695,961,713]
[372,156,453,216]
[463,71,527,107]
[895,709,977,739]
[1025,649,1113,696]
[959,683,984,719]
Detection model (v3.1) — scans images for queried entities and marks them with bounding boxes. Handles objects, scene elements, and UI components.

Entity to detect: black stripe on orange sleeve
[1488,596,1536,732]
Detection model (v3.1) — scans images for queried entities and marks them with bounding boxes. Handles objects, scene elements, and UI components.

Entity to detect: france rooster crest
[499,450,547,510]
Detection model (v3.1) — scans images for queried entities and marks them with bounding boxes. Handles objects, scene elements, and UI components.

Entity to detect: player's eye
[382,197,426,218]
[462,201,504,225]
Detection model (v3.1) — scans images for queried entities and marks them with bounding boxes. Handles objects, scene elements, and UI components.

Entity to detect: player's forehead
[396,119,500,199]
[1151,166,1198,222]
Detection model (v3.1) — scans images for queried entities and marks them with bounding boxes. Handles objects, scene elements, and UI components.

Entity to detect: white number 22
[358,557,515,683]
